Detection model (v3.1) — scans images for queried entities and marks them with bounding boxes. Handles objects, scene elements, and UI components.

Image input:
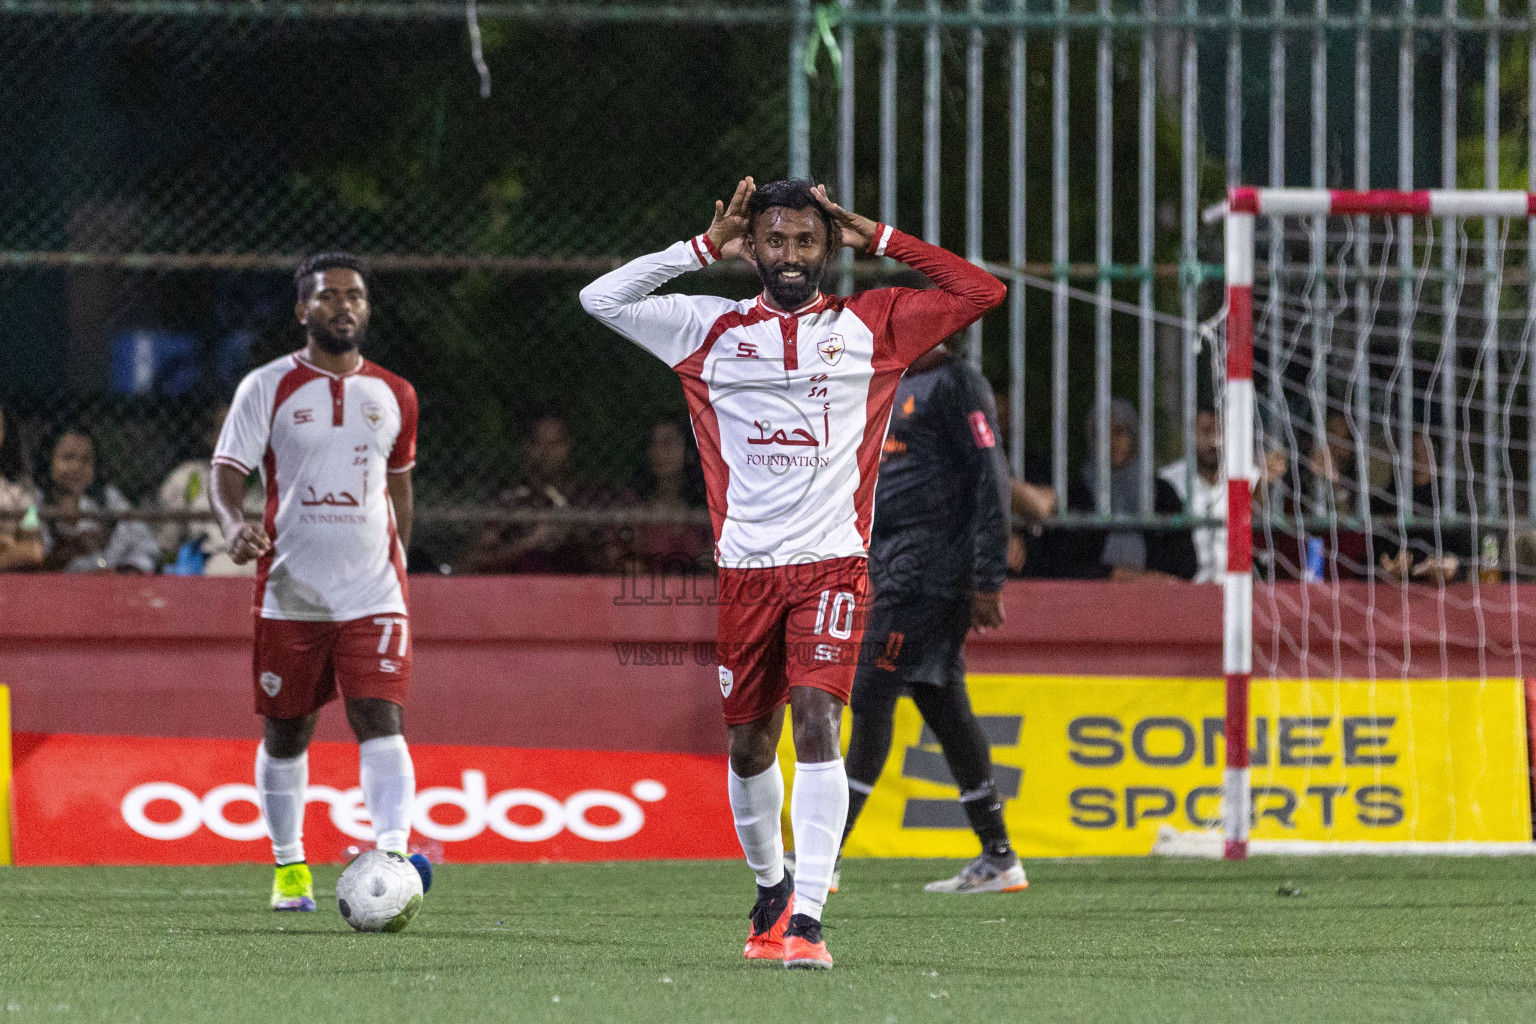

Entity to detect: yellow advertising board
[1,684,10,865]
[779,675,1531,857]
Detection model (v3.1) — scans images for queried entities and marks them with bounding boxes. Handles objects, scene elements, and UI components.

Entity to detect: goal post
[1220,187,1536,861]
[1224,202,1256,861]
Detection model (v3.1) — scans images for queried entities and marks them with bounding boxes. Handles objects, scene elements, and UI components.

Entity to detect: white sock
[728,760,785,888]
[255,743,307,865]
[790,758,849,922]
[359,734,415,854]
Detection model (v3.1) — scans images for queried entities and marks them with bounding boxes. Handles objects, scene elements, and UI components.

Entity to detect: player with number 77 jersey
[580,178,1004,969]
[211,252,432,915]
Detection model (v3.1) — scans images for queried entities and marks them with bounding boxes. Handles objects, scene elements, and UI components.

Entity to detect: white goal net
[1203,189,1536,858]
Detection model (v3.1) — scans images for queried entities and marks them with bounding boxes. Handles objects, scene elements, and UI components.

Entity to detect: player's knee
[849,684,896,719]
[345,697,403,743]
[263,713,318,759]
[789,691,843,762]
[727,724,779,777]
[912,680,972,725]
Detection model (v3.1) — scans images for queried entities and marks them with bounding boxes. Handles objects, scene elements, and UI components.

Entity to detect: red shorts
[715,556,869,726]
[253,614,412,719]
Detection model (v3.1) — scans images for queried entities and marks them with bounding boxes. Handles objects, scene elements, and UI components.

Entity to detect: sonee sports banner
[820,675,1532,858]
[11,733,739,866]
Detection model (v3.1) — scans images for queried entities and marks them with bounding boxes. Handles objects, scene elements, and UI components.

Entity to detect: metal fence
[790,0,1536,523]
[1,0,1532,572]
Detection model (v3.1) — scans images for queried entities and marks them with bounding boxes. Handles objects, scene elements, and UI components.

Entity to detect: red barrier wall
[1,576,1527,753]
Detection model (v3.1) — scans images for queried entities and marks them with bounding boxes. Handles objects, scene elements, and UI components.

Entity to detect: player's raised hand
[811,184,879,250]
[706,176,756,261]
[226,522,272,565]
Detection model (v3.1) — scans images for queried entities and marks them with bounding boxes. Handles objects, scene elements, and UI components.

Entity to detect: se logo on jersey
[362,401,384,430]
[817,335,845,366]
[718,666,734,698]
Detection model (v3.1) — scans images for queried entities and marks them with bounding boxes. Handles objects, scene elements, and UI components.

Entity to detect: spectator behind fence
[1158,405,1224,584]
[39,426,160,573]
[989,387,1056,576]
[1372,427,1472,585]
[1302,409,1364,515]
[156,403,261,576]
[1060,399,1196,581]
[0,405,44,572]
[624,419,712,572]
[462,413,621,574]
[1156,405,1291,584]
[1258,409,1371,580]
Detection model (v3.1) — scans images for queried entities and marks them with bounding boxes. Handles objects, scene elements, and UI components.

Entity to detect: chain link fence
[4,0,1532,578]
[0,3,789,570]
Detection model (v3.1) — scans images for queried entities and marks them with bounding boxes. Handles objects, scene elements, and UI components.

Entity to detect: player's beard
[310,320,365,355]
[757,255,828,312]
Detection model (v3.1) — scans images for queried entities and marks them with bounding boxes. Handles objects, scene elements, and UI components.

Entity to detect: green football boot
[271,861,316,912]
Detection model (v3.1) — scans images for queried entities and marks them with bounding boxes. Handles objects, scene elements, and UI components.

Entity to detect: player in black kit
[838,328,1026,893]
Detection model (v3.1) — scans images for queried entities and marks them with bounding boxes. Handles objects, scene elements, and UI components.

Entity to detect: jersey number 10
[813,590,856,640]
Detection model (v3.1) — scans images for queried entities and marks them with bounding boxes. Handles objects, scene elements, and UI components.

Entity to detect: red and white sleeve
[579,239,735,368]
[212,371,271,476]
[850,225,1008,368]
[388,380,418,473]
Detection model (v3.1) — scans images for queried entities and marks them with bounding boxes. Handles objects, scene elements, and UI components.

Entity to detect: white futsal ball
[335,849,424,933]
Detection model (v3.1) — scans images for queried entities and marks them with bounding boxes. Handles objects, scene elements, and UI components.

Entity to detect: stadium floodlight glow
[1219,186,1536,860]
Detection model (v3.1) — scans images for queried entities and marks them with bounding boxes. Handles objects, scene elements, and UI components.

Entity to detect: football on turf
[335,850,424,933]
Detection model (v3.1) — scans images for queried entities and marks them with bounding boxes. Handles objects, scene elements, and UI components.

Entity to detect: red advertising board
[12,733,739,866]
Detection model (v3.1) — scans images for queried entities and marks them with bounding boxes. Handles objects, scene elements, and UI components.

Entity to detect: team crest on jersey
[259,671,282,697]
[817,335,845,366]
[361,400,384,430]
[718,666,734,698]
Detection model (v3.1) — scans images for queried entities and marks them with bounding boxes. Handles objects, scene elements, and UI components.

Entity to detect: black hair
[746,179,838,246]
[294,251,369,303]
[39,422,104,505]
[635,418,707,507]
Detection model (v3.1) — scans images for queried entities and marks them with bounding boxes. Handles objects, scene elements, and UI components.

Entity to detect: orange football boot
[782,913,833,970]
[743,876,794,960]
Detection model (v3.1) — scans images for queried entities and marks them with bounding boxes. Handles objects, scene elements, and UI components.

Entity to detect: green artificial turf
[0,856,1532,1022]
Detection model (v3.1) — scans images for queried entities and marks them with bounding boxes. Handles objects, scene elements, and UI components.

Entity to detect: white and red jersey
[580,225,1005,568]
[214,351,418,622]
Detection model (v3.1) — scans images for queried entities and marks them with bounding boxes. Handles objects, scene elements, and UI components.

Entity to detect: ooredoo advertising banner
[11,733,738,866]
[0,686,11,866]
[808,675,1533,858]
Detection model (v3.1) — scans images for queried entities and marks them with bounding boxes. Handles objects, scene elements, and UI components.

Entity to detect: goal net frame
[1220,186,1536,860]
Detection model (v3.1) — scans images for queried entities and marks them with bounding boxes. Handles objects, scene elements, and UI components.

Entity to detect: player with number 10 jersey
[581,178,1005,968]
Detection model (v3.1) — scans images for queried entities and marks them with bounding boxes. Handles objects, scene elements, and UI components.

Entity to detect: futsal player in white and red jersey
[581,179,1005,968]
[211,252,431,912]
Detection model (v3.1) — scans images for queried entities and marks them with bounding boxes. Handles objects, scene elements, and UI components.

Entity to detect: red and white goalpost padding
[1226,186,1536,219]
[1220,186,1536,861]
[1222,197,1256,862]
